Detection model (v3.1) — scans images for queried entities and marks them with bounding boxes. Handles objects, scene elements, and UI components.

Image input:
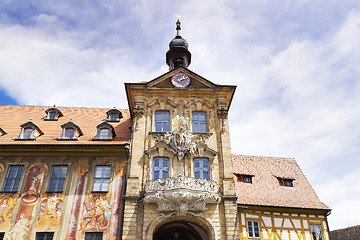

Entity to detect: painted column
[4,162,47,240]
[65,169,88,240]
[108,168,124,240]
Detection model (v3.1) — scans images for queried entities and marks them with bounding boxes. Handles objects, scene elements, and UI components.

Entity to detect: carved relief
[217,108,228,132]
[184,98,213,111]
[133,102,145,131]
[148,97,177,110]
[164,116,197,161]
[144,175,220,217]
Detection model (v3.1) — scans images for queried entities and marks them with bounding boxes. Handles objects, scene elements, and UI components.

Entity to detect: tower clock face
[171,72,190,88]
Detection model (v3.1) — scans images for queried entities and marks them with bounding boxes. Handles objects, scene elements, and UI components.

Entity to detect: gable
[146,67,217,89]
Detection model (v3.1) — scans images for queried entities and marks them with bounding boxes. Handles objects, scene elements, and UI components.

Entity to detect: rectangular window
[92,166,111,192]
[310,224,323,240]
[2,165,24,192]
[155,111,170,132]
[36,232,54,240]
[243,175,253,183]
[153,157,169,180]
[48,166,68,192]
[85,232,103,240]
[284,179,294,187]
[192,111,207,133]
[193,158,210,180]
[247,220,260,238]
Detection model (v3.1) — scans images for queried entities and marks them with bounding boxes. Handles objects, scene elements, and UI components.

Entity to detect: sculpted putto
[164,116,197,161]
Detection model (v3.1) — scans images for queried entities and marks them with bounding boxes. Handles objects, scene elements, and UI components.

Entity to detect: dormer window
[58,121,82,140]
[16,121,43,140]
[44,107,63,121]
[106,109,122,122]
[277,177,294,187]
[93,122,115,141]
[235,174,253,184]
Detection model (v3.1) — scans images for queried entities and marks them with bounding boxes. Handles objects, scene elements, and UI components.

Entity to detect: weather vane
[176,15,182,36]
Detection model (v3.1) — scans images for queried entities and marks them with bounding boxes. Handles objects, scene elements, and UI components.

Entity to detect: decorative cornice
[144,175,221,217]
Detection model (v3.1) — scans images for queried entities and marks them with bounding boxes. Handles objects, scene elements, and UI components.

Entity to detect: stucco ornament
[164,115,197,161]
[144,175,220,217]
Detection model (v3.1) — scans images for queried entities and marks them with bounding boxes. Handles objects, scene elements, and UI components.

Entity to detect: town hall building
[0,21,331,240]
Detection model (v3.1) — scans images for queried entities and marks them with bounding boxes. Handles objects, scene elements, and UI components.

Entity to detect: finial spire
[176,16,182,36]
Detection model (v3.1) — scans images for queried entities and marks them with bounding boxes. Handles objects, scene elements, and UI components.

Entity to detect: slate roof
[0,105,131,145]
[232,154,330,210]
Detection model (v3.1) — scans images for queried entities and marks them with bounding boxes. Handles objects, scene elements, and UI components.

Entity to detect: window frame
[36,232,54,240]
[58,121,82,140]
[193,158,210,181]
[152,157,169,180]
[85,232,103,240]
[154,111,170,132]
[106,109,122,122]
[92,166,112,192]
[16,121,43,141]
[44,107,62,121]
[47,165,68,192]
[2,165,24,192]
[93,122,115,141]
[247,220,261,239]
[192,111,207,133]
[310,224,324,240]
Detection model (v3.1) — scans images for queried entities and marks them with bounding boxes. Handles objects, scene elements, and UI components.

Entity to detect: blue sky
[1,0,360,230]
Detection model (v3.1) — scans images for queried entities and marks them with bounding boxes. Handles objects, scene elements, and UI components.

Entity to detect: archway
[153,221,209,240]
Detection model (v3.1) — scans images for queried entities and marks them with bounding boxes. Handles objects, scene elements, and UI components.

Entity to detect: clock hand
[177,76,185,82]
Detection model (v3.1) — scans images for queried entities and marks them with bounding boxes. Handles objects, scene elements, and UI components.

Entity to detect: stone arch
[145,215,215,240]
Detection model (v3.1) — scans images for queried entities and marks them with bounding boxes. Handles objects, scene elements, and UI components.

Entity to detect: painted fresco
[5,162,47,240]
[78,193,112,234]
[0,194,19,229]
[36,193,65,229]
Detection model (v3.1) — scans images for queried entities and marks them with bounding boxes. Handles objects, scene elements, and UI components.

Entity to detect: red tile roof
[0,105,131,145]
[232,154,330,210]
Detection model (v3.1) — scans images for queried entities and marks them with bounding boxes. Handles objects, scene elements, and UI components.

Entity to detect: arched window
[16,121,43,140]
[93,122,115,141]
[23,127,33,139]
[99,128,109,138]
[155,111,170,132]
[58,121,82,140]
[193,158,210,180]
[64,128,75,139]
[44,107,63,121]
[106,109,122,122]
[153,157,169,180]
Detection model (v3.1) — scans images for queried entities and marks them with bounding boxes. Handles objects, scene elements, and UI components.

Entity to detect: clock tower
[123,20,238,240]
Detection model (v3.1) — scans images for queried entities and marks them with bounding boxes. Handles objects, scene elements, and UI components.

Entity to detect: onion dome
[166,20,192,70]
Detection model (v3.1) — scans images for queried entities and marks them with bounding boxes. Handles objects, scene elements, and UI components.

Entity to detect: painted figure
[4,213,33,240]
[78,194,111,233]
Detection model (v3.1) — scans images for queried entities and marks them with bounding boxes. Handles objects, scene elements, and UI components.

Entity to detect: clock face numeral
[171,73,190,88]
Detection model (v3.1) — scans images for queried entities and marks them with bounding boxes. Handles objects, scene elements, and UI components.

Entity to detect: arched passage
[153,221,209,240]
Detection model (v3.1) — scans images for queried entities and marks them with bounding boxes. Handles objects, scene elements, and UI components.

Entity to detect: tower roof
[166,20,191,69]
